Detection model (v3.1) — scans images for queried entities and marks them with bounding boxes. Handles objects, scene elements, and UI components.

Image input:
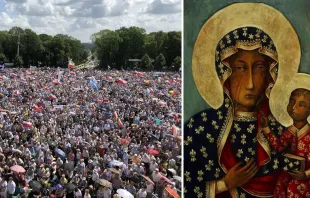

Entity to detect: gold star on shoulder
[195,126,204,135]
[201,112,207,122]
[187,118,194,128]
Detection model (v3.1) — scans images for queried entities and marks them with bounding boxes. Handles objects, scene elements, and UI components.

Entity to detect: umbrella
[63,162,74,171]
[158,173,173,185]
[48,141,58,147]
[64,183,76,191]
[116,189,134,198]
[168,169,177,175]
[55,148,66,158]
[29,180,42,191]
[173,176,181,182]
[110,160,123,167]
[141,175,154,185]
[165,187,180,198]
[96,179,112,188]
[120,138,130,145]
[147,149,159,155]
[10,165,25,173]
[108,168,120,175]
[55,184,63,190]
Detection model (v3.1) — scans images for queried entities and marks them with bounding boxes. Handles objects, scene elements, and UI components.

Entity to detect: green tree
[173,56,181,71]
[162,31,181,68]
[140,53,152,70]
[14,55,23,67]
[154,53,166,70]
[0,53,7,62]
[23,29,41,66]
[91,30,122,69]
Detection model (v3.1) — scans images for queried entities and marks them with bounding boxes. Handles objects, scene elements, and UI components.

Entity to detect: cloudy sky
[0,0,181,42]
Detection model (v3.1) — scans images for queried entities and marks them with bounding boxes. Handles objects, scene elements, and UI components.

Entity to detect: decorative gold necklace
[234,111,257,122]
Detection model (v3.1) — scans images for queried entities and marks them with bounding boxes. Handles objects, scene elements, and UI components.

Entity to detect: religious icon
[183,2,310,198]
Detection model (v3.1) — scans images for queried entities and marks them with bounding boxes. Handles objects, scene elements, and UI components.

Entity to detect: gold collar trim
[234,111,257,122]
[289,124,310,138]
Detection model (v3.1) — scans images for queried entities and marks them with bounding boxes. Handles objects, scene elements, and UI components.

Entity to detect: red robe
[266,124,310,198]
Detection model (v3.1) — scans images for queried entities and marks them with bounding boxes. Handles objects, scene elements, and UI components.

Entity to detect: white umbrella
[116,189,134,198]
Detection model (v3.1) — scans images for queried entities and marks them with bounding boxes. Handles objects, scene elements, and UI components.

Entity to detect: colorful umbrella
[116,189,134,198]
[96,179,112,188]
[55,148,66,158]
[158,173,173,185]
[120,138,130,145]
[141,175,154,185]
[55,184,63,190]
[10,165,26,173]
[108,168,120,175]
[165,187,180,198]
[147,149,159,155]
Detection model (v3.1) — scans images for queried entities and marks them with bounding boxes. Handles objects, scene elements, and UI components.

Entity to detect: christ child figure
[260,88,310,198]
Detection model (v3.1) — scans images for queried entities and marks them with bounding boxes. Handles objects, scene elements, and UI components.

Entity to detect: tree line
[91,27,181,71]
[0,26,181,71]
[0,27,88,67]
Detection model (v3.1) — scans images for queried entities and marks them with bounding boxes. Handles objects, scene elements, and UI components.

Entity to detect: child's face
[287,94,310,121]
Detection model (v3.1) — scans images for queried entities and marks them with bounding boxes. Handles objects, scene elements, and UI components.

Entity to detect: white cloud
[0,0,181,42]
[145,0,181,14]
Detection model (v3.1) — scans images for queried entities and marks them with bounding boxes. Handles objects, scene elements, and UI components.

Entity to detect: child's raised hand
[259,111,268,128]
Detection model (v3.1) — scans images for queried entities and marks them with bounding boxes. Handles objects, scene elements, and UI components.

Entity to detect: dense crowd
[0,67,181,198]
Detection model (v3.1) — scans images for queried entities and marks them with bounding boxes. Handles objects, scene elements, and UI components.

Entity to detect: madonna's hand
[223,158,258,190]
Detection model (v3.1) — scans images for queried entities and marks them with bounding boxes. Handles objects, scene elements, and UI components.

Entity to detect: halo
[270,73,310,127]
[192,3,300,109]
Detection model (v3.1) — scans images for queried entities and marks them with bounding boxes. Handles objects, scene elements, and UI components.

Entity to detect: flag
[68,59,75,69]
[52,79,61,85]
[134,71,144,78]
[89,78,99,91]
[2,76,9,81]
[113,111,118,120]
[33,105,41,113]
[49,94,57,100]
[117,118,124,128]
[117,79,127,86]
[57,67,64,82]
[23,121,32,128]
[13,90,21,95]
[171,125,180,137]
[0,64,4,70]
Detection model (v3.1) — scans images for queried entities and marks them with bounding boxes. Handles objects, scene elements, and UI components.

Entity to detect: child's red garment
[265,124,310,197]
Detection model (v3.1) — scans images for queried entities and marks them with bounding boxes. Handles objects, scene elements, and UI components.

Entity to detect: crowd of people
[0,67,181,198]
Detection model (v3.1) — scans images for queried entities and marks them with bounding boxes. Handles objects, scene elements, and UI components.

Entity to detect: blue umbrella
[55,184,63,190]
[55,148,66,158]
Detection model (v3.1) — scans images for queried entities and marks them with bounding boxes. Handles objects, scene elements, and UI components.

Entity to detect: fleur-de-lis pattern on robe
[183,96,294,198]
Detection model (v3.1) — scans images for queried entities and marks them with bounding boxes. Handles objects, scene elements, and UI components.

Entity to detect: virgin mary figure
[184,3,301,198]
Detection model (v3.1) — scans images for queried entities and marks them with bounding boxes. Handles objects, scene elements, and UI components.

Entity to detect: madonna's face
[227,49,269,112]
